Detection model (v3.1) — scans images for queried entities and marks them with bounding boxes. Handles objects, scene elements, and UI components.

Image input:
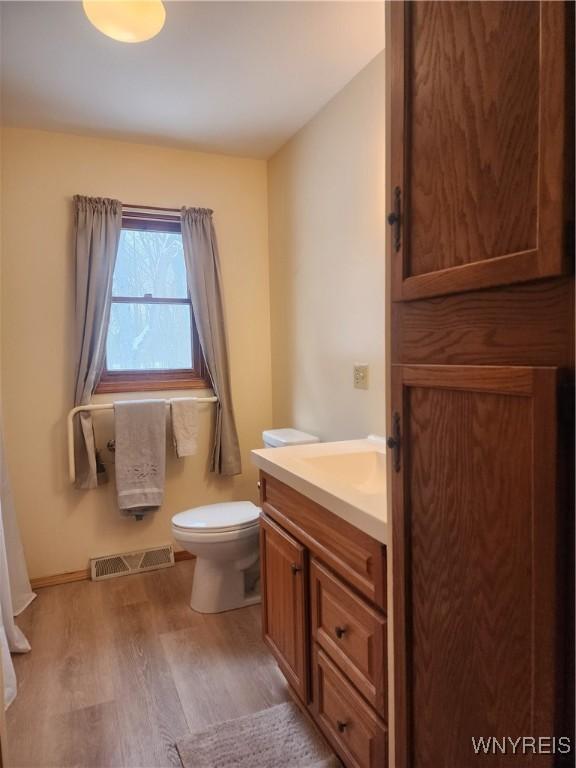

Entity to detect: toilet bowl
[172,502,261,614]
[172,427,319,614]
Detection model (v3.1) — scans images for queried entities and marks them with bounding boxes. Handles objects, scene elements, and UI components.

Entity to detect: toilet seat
[172,501,260,534]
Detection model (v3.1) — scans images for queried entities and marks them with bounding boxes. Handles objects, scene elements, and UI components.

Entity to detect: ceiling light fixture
[82,1,166,44]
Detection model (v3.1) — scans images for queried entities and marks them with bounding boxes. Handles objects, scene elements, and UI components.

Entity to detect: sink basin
[251,437,388,543]
[299,450,386,495]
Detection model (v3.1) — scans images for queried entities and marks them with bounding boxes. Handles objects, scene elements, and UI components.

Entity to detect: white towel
[114,400,166,516]
[170,398,199,458]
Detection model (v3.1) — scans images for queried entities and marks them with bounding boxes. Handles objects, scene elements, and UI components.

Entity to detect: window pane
[113,229,188,298]
[107,303,193,370]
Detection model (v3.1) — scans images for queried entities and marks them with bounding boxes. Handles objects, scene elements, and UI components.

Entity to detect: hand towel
[170,398,199,458]
[114,400,166,516]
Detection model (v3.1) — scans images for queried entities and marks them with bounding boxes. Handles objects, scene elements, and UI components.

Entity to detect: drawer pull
[336,720,348,733]
[290,563,302,575]
[334,625,347,639]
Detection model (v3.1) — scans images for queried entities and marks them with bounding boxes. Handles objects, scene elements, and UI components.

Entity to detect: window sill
[95,373,211,394]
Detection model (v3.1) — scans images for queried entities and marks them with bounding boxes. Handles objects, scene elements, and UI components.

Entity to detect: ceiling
[0,1,385,158]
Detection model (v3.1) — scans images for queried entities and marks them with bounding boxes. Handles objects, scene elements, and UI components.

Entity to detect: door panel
[260,514,309,702]
[391,365,558,767]
[390,1,569,300]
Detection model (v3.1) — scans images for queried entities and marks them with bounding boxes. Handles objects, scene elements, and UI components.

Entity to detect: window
[96,208,208,393]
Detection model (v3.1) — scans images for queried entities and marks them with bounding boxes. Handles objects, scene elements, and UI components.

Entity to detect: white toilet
[171,428,319,614]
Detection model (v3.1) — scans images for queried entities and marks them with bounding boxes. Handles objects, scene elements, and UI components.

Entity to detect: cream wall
[268,52,386,441]
[1,127,272,579]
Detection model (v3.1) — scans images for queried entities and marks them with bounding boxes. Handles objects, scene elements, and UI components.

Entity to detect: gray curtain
[73,195,122,489]
[181,208,242,475]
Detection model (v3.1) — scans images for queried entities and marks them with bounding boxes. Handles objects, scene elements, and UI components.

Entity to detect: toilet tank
[262,428,319,449]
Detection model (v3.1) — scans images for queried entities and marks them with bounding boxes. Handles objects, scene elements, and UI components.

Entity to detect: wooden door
[392,365,559,767]
[390,1,570,301]
[260,514,309,702]
[389,2,574,767]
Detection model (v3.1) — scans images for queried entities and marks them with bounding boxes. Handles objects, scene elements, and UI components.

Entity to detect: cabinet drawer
[261,473,386,609]
[310,559,386,718]
[312,647,387,768]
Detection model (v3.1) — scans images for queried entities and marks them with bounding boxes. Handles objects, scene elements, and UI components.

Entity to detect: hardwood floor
[6,561,289,768]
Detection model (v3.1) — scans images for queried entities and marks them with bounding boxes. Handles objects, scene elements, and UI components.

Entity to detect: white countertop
[251,437,388,544]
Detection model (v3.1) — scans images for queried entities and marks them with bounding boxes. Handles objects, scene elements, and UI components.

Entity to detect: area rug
[176,701,342,768]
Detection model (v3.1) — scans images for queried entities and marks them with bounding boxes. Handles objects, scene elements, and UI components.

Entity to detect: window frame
[96,210,209,394]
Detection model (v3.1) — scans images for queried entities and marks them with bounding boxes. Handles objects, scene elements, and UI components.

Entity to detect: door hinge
[387,186,402,252]
[387,411,401,472]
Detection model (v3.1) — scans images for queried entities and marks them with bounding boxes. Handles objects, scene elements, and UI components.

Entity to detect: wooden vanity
[258,472,388,768]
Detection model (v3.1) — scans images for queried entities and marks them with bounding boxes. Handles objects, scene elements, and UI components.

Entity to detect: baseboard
[31,569,90,589]
[174,550,194,562]
[30,550,195,590]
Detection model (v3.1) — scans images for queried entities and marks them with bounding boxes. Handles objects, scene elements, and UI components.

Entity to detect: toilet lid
[172,501,260,533]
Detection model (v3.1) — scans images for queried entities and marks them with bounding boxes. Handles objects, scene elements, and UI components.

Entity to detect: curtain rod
[123,203,181,214]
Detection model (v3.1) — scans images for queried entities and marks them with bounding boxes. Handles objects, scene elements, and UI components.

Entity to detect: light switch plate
[353,364,369,390]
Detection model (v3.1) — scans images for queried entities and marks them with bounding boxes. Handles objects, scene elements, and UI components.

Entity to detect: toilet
[171,428,319,613]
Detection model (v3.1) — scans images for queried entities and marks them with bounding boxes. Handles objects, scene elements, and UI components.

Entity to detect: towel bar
[67,396,218,484]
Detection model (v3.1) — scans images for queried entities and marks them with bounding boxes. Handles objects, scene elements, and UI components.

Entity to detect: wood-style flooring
[7,560,289,768]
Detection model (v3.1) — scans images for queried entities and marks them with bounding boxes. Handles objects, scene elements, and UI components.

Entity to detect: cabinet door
[260,514,309,702]
[391,365,558,767]
[390,1,570,300]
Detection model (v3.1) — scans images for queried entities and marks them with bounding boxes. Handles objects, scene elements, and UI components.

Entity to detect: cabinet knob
[334,626,347,639]
[336,720,348,733]
[257,481,261,490]
[290,563,302,575]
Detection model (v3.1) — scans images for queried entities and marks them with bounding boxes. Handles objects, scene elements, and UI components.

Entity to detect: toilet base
[190,556,261,614]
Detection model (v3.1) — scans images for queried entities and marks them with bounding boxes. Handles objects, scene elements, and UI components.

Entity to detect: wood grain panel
[310,559,387,718]
[391,366,558,767]
[260,514,309,702]
[312,647,388,768]
[392,278,574,367]
[390,1,569,300]
[409,1,538,274]
[261,474,387,609]
[402,364,539,396]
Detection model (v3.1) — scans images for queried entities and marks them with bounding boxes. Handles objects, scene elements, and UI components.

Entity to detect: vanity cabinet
[259,473,388,768]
